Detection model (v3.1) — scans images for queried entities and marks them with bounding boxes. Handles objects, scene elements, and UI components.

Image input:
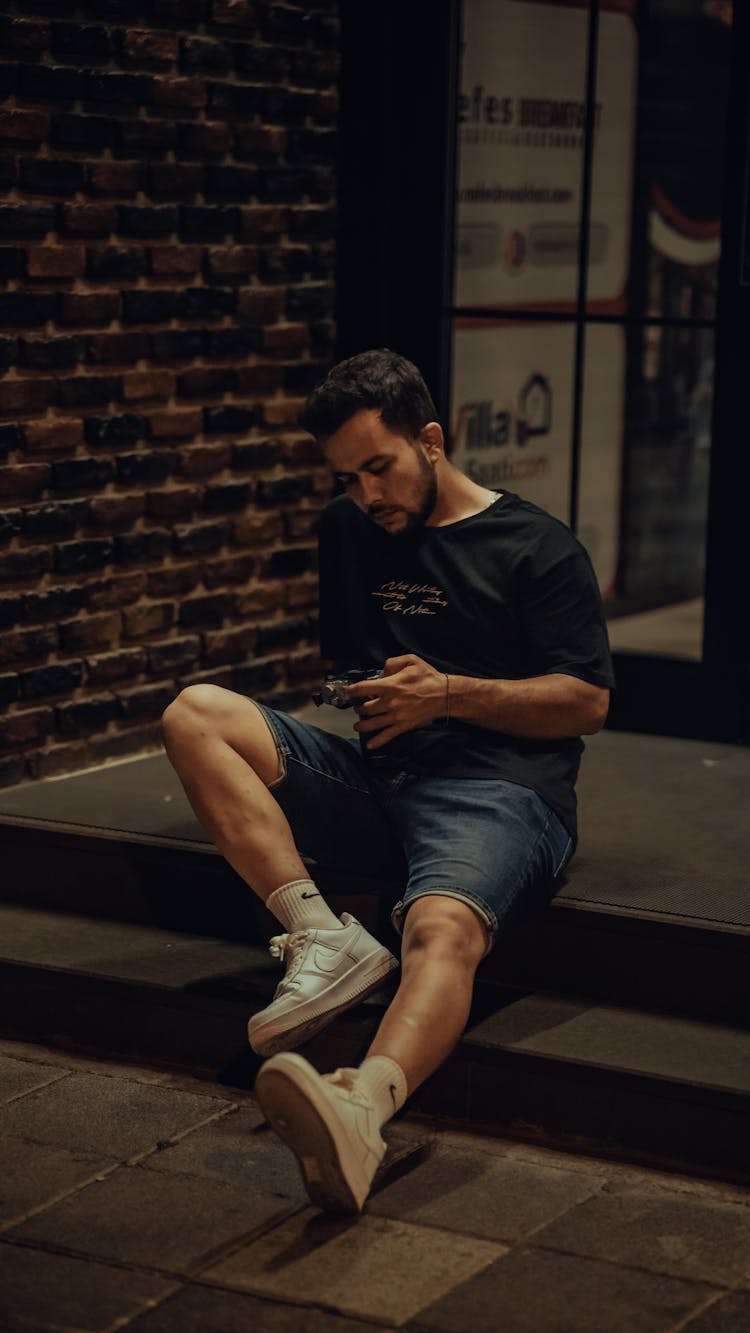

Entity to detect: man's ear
[419,421,444,460]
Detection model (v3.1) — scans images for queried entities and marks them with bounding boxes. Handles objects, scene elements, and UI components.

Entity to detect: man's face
[322,408,438,535]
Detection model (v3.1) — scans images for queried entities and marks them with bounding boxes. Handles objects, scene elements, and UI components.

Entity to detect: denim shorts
[254,704,574,947]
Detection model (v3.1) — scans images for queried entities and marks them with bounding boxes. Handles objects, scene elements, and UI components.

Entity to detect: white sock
[265,878,343,934]
[356,1055,408,1127]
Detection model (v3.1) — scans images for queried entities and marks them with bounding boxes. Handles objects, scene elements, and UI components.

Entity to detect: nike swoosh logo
[313,924,362,973]
[301,892,320,900]
[389,1083,398,1110]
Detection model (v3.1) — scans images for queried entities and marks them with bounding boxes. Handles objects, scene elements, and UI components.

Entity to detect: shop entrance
[338,0,749,744]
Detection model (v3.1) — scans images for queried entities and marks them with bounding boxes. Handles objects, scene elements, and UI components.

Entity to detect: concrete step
[2,904,749,1184]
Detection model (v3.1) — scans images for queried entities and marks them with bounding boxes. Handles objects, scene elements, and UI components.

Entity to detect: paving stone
[0,1052,67,1102]
[8,1162,296,1274]
[533,1183,750,1285]
[0,1238,174,1331]
[0,1135,111,1223]
[681,1291,750,1330]
[143,1109,306,1201]
[127,1283,394,1332]
[368,1143,602,1241]
[411,1246,718,1333]
[0,1070,228,1157]
[203,1211,504,1326]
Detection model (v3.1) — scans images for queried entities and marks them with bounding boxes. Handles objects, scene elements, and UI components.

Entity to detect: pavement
[2,1037,750,1332]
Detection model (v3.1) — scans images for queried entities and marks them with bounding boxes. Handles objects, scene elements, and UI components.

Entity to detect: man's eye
[369,464,388,476]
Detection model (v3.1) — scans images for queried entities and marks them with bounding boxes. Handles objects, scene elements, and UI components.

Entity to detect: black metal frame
[337,0,749,745]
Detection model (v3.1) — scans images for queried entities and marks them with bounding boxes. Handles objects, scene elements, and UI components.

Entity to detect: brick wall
[0,0,339,786]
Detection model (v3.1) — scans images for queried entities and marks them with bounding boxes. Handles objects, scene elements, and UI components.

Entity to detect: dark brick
[0,462,50,499]
[145,486,199,520]
[0,509,22,543]
[149,245,202,277]
[180,36,231,72]
[86,246,147,281]
[147,408,202,439]
[289,47,339,87]
[0,338,19,370]
[1,706,56,746]
[287,282,334,320]
[118,206,179,237]
[152,77,206,110]
[148,635,201,673]
[51,457,116,491]
[204,327,257,358]
[59,610,121,653]
[0,293,56,327]
[87,572,146,611]
[122,601,173,637]
[120,29,179,65]
[86,72,153,103]
[122,369,174,402]
[54,539,113,573]
[57,692,118,734]
[0,379,56,415]
[86,646,146,683]
[201,623,257,664]
[0,754,28,786]
[256,476,314,507]
[119,119,180,155]
[233,123,286,161]
[61,202,117,236]
[115,450,173,483]
[20,661,84,700]
[147,163,203,199]
[264,3,312,43]
[259,166,315,203]
[87,332,149,365]
[288,205,337,240]
[0,672,19,706]
[89,493,145,528]
[113,529,172,563]
[204,165,258,201]
[0,595,22,627]
[19,159,86,196]
[207,81,265,117]
[24,498,87,538]
[30,741,89,780]
[19,64,86,101]
[88,723,161,763]
[203,405,256,435]
[179,206,239,241]
[59,292,121,325]
[150,329,204,361]
[203,480,252,513]
[205,245,259,281]
[178,442,231,478]
[0,109,50,144]
[264,545,314,577]
[24,416,84,456]
[233,656,284,695]
[0,625,56,666]
[0,249,22,280]
[19,337,83,371]
[231,439,282,471]
[284,359,329,394]
[172,518,230,556]
[52,22,114,62]
[117,681,175,719]
[23,587,87,622]
[234,43,290,80]
[152,0,211,19]
[122,290,180,323]
[178,122,231,158]
[178,287,236,319]
[0,19,50,60]
[85,414,146,447]
[26,245,86,280]
[176,368,234,398]
[179,593,234,627]
[58,376,119,409]
[146,564,201,597]
[259,245,310,283]
[88,161,147,196]
[0,548,53,581]
[255,614,311,655]
[213,0,255,26]
[0,425,22,459]
[201,553,256,588]
[0,66,19,98]
[51,113,116,149]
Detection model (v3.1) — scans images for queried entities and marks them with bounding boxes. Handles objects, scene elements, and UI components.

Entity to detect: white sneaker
[255,1051,386,1213]
[247,912,398,1057]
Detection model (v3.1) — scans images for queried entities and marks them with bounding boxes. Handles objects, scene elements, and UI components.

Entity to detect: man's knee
[162,683,226,745]
[401,895,489,970]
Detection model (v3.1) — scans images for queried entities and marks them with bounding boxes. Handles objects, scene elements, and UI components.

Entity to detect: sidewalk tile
[203,1211,504,1326]
[0,1071,228,1157]
[532,1183,750,1284]
[0,1238,174,1332]
[127,1283,396,1332]
[7,1163,295,1275]
[141,1109,306,1202]
[0,1054,67,1103]
[368,1144,602,1240]
[411,1247,717,1333]
[0,1136,111,1224]
[680,1292,750,1330]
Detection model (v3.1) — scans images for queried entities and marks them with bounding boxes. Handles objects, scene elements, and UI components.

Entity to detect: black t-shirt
[318,490,616,843]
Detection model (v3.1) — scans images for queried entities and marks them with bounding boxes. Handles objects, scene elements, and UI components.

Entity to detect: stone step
[1,904,749,1183]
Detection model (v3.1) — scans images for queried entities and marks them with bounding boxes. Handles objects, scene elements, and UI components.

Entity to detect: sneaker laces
[268,931,310,987]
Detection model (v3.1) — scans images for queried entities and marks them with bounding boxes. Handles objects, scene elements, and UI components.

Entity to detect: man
[162,348,614,1215]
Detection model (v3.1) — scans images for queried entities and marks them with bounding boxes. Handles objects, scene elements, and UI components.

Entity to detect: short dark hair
[298,348,438,442]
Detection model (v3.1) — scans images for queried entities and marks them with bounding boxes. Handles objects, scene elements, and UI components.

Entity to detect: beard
[367,449,438,534]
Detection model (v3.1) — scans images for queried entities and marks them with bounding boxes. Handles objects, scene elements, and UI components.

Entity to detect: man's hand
[345,654,447,750]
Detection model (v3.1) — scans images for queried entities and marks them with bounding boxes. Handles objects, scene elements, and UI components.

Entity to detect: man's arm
[346,654,609,749]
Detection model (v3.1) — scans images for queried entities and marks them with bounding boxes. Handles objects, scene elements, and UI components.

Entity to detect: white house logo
[454,373,552,451]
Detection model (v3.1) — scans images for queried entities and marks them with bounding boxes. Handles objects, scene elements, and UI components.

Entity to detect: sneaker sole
[255,1053,383,1214]
[248,948,399,1057]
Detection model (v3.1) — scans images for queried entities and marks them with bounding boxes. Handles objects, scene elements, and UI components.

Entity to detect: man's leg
[162,684,399,1053]
[255,895,487,1212]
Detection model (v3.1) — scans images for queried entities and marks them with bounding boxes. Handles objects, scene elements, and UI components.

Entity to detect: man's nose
[358,473,382,505]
